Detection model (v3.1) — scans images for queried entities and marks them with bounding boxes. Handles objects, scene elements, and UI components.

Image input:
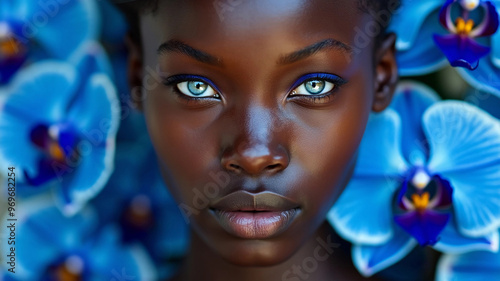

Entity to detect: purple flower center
[25,123,80,186]
[454,17,476,35]
[0,21,27,84]
[120,194,156,243]
[433,0,500,70]
[394,169,454,246]
[44,255,86,281]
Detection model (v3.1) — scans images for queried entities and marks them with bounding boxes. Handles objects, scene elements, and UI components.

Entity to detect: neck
[170,220,363,281]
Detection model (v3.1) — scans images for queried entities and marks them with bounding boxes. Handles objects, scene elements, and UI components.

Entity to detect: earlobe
[372,33,398,113]
[125,34,145,111]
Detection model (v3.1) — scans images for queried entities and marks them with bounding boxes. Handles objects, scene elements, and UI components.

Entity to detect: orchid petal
[354,109,409,177]
[14,199,97,277]
[396,10,449,76]
[433,34,491,70]
[34,0,99,59]
[0,61,77,123]
[394,210,450,247]
[434,220,499,253]
[62,75,119,215]
[67,73,119,136]
[59,142,114,216]
[328,178,399,245]
[445,164,500,237]
[0,114,39,180]
[491,22,500,68]
[0,1,33,19]
[0,62,77,179]
[68,42,114,80]
[89,226,157,280]
[425,101,500,174]
[352,227,417,277]
[424,101,500,237]
[390,81,440,165]
[436,247,500,281]
[390,0,445,50]
[457,60,500,98]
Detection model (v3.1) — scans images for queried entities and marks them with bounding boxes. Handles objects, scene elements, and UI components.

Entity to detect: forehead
[141,0,368,49]
[139,0,374,80]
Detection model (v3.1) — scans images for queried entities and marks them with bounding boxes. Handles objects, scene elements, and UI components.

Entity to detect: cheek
[143,88,223,204]
[289,72,373,213]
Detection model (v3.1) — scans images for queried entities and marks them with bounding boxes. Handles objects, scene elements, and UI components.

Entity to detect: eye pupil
[188,81,208,95]
[306,80,326,94]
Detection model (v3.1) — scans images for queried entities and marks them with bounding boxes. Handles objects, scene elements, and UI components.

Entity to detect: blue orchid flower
[0,60,119,215]
[389,0,500,97]
[436,240,500,280]
[434,0,499,70]
[390,0,449,75]
[91,140,189,279]
[328,81,500,276]
[0,0,99,84]
[0,199,156,280]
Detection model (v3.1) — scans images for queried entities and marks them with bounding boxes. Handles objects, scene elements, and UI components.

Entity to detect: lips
[209,190,301,239]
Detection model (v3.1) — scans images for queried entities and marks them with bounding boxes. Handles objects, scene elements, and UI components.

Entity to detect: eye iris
[305,80,325,94]
[188,81,208,95]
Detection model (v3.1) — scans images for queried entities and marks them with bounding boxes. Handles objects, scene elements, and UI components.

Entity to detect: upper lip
[210,190,300,212]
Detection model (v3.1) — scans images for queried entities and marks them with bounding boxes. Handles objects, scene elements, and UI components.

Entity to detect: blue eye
[177,81,218,97]
[297,79,334,95]
[289,73,346,97]
[162,75,221,99]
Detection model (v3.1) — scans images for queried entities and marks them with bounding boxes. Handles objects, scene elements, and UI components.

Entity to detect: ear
[372,33,398,112]
[125,33,145,111]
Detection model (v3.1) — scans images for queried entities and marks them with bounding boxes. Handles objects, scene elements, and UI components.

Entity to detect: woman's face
[135,0,396,266]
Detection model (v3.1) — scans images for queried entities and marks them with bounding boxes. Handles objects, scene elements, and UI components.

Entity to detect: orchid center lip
[455,17,475,35]
[411,192,431,211]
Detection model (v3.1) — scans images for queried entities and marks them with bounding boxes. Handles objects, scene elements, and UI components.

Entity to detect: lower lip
[211,208,300,239]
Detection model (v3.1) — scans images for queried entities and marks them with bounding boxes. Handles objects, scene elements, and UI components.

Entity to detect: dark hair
[119,0,401,49]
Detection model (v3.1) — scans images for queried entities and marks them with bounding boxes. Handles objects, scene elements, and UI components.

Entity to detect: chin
[218,242,298,266]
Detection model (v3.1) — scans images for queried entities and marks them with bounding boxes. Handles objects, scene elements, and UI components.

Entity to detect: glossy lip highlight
[209,191,301,239]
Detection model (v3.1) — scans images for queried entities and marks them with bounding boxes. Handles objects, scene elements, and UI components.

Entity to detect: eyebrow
[156,38,352,66]
[157,40,223,66]
[277,39,353,65]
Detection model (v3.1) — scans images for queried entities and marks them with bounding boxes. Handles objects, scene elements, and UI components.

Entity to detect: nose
[221,142,289,176]
[220,107,290,176]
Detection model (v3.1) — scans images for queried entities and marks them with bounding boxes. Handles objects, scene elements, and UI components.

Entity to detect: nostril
[265,163,282,171]
[228,163,242,172]
[221,144,290,176]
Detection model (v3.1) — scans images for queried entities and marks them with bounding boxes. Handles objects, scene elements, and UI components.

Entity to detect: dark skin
[127,0,398,280]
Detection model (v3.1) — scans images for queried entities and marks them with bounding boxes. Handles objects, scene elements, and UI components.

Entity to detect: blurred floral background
[0,0,499,280]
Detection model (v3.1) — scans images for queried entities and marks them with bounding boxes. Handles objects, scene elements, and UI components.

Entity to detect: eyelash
[288,73,347,104]
[162,73,347,104]
[162,74,220,102]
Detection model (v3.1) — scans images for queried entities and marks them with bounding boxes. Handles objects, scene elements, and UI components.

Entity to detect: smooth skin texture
[127,0,398,280]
